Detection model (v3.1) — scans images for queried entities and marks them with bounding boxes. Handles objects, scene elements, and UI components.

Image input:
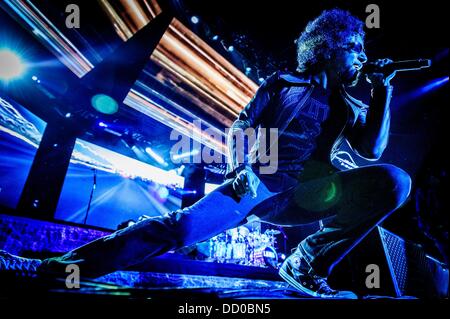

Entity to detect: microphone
[362,59,431,74]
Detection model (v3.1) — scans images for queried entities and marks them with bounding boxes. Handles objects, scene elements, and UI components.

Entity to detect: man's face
[328,34,368,86]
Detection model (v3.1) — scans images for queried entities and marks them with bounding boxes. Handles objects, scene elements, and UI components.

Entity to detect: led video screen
[55,139,184,230]
[0,96,46,209]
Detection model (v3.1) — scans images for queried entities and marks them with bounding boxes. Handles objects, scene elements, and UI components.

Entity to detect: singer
[1,9,412,299]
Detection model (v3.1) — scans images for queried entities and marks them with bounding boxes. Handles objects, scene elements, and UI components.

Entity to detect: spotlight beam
[0,49,26,80]
[396,76,449,108]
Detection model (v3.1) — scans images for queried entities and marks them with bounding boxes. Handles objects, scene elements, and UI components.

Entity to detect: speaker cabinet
[329,226,448,298]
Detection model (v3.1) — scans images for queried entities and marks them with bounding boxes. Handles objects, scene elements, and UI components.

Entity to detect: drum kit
[205,225,283,269]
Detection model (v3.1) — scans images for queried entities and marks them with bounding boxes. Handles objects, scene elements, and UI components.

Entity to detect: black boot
[279,248,358,299]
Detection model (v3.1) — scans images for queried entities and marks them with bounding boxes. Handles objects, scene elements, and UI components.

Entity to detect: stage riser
[0,213,283,287]
[0,214,110,256]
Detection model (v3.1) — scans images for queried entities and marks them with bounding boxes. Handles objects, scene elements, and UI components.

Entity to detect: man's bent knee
[377,164,412,209]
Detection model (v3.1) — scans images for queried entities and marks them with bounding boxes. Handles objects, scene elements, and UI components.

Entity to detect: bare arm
[347,59,395,160]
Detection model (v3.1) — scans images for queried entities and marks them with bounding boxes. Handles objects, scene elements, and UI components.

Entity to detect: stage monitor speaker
[329,226,448,298]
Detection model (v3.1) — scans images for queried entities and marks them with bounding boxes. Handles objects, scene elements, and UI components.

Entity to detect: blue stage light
[65,112,71,118]
[177,189,197,195]
[145,147,167,166]
[191,16,199,24]
[0,50,26,81]
[172,149,199,160]
[98,121,108,128]
[227,45,234,52]
[31,75,38,81]
[91,94,118,114]
[420,76,449,94]
[157,186,169,200]
[397,76,449,107]
[212,35,219,41]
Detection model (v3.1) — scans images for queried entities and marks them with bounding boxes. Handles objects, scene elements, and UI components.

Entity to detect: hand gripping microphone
[363,59,431,74]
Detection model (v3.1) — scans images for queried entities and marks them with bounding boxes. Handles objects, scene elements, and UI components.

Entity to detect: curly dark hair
[296,9,365,73]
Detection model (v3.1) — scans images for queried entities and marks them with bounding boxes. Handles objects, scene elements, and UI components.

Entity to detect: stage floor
[1,213,310,299]
[2,213,445,300]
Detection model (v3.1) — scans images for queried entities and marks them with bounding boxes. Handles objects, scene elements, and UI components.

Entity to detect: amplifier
[329,226,448,298]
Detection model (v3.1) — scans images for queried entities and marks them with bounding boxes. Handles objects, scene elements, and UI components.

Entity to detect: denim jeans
[41,163,411,278]
[254,164,411,276]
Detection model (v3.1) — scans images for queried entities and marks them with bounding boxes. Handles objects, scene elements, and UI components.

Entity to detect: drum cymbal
[265,229,281,235]
[237,226,250,236]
